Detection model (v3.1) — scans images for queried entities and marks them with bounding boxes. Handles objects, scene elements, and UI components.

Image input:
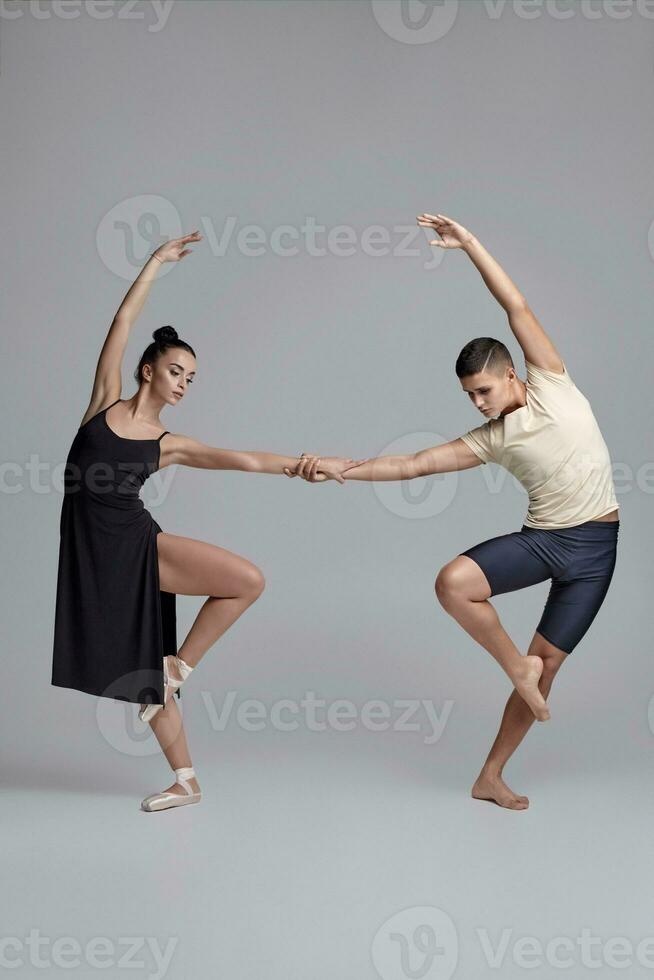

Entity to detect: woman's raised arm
[80,231,201,426]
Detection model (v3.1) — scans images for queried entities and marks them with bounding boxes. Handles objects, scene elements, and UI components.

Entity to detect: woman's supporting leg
[147,696,201,798]
[139,532,266,794]
[435,555,550,721]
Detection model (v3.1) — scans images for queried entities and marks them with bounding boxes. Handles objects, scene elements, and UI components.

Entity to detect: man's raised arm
[418,212,564,374]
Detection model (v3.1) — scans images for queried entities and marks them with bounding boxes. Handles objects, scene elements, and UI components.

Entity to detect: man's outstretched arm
[418,212,564,374]
[285,438,483,483]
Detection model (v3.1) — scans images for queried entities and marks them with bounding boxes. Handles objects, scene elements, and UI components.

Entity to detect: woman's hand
[153,230,203,263]
[417,213,474,249]
[284,454,370,484]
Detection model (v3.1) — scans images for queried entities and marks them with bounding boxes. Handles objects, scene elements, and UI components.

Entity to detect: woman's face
[150,347,197,404]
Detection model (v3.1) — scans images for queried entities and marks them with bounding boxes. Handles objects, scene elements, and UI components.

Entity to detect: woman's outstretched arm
[80,231,201,425]
[162,434,365,483]
[417,212,564,373]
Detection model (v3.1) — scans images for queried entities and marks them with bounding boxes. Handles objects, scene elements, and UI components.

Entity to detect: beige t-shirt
[459,360,619,529]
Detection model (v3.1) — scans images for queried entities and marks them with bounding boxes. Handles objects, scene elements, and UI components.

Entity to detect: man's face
[460,367,513,419]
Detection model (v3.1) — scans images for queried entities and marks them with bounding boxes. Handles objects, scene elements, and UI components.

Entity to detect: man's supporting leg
[471,633,567,809]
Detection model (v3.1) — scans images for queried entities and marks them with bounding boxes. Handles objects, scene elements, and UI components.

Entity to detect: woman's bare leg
[146,696,201,797]
[140,531,266,796]
[435,555,550,721]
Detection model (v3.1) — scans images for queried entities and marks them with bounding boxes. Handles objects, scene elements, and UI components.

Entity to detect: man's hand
[283,454,369,484]
[417,213,474,249]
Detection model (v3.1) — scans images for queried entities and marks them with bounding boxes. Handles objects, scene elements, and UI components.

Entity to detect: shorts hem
[535,628,571,655]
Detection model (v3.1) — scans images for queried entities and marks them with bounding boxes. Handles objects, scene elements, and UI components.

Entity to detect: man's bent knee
[435,562,469,607]
[243,565,266,599]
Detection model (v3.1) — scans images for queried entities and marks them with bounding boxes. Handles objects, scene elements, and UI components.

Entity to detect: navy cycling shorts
[458,519,620,654]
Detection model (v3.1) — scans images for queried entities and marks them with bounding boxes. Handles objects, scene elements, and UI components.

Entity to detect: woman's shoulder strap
[157,430,169,442]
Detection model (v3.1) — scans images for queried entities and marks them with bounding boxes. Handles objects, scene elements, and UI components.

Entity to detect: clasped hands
[283,453,369,484]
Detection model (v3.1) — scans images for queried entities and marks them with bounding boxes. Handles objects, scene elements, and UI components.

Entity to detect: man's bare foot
[511,654,550,721]
[472,769,529,810]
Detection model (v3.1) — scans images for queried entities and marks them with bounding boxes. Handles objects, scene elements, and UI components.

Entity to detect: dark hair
[134,326,196,385]
[455,337,514,379]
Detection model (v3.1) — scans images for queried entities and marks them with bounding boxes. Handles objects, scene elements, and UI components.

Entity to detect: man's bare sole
[471,771,530,810]
[512,654,550,721]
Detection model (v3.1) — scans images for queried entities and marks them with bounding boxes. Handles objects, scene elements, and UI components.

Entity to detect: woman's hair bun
[153,325,179,344]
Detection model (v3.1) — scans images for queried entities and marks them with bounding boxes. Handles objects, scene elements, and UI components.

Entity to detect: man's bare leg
[435,556,550,721]
[471,634,567,809]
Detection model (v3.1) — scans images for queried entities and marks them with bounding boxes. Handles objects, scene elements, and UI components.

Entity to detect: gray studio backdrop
[3,2,653,979]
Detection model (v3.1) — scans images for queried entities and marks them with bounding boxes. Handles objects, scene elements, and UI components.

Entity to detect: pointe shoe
[140,766,201,812]
[138,654,194,724]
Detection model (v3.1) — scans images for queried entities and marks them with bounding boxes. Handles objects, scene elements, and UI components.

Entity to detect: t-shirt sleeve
[458,422,495,464]
[525,359,574,388]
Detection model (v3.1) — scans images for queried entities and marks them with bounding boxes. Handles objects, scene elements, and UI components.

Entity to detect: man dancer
[289,213,620,810]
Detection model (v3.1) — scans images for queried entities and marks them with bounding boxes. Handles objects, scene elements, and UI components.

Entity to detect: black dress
[51,399,179,706]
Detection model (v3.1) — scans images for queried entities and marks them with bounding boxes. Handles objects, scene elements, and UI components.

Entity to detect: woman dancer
[289,213,620,810]
[52,230,361,812]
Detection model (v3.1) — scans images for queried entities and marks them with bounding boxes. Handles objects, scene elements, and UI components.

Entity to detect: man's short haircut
[455,337,514,379]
